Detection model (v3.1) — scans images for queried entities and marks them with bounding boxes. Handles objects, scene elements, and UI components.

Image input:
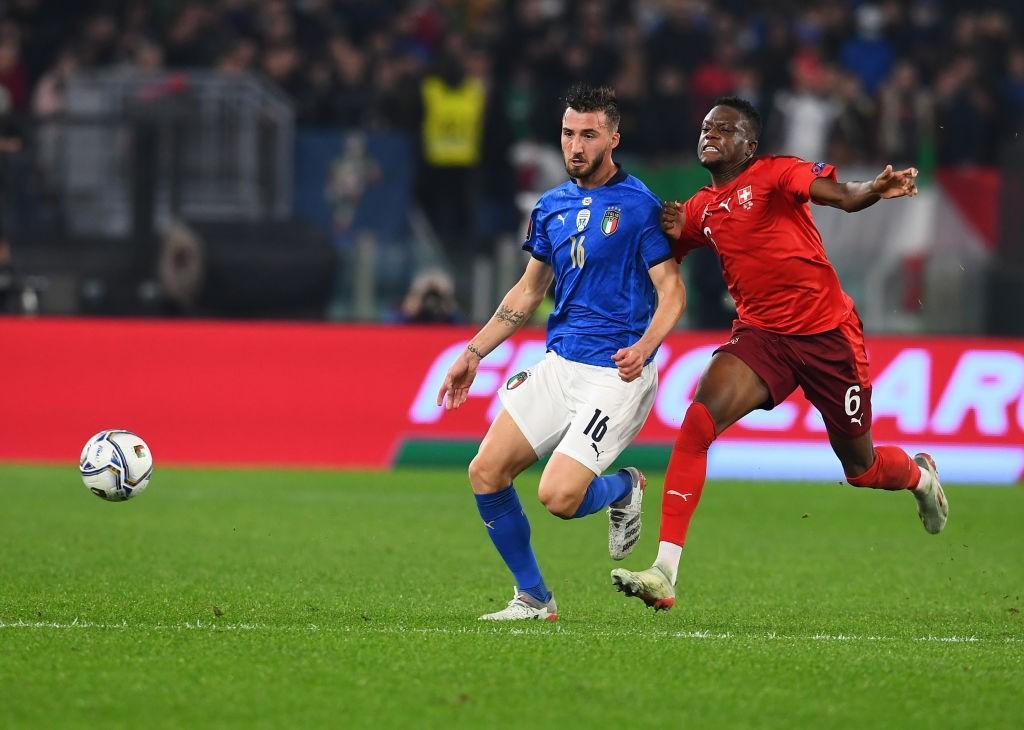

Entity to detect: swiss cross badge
[738,186,753,209]
[601,207,621,236]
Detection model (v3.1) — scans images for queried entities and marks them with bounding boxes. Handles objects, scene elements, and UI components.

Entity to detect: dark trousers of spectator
[417,164,481,308]
[418,164,478,262]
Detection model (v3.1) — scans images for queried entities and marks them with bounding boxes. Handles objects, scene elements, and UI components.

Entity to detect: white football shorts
[498,350,658,475]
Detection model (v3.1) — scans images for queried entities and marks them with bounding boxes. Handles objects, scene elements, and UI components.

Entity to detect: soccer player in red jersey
[611,97,949,611]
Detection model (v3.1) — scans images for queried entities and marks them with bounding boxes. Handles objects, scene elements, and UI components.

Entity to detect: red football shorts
[714,310,873,438]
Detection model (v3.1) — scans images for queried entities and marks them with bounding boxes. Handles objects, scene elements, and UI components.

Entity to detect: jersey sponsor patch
[576,209,591,231]
[812,161,827,175]
[506,371,529,390]
[601,207,621,236]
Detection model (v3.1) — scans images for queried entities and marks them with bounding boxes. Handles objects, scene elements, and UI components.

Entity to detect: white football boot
[610,564,676,612]
[608,467,645,560]
[912,452,949,534]
[479,587,558,622]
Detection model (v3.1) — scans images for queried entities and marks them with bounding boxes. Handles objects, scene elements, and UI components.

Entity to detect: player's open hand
[612,346,647,383]
[871,164,918,199]
[660,201,685,240]
[436,352,479,410]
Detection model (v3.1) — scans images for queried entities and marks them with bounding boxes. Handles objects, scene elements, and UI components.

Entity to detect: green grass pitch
[2,464,1022,729]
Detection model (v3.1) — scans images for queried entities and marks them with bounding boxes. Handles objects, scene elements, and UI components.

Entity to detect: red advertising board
[3,318,1023,482]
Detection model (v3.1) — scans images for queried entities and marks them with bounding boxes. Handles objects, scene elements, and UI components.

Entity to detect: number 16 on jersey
[570,235,586,269]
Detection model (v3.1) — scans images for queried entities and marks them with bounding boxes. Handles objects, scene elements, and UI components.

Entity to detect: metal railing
[41,69,294,236]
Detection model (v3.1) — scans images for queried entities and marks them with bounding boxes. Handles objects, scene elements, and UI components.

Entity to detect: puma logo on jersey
[718,198,732,213]
[850,415,864,426]
[591,442,605,460]
[556,213,567,225]
[483,520,496,530]
[667,490,692,501]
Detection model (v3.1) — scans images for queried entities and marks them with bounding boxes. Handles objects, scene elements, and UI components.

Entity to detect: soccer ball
[79,430,154,502]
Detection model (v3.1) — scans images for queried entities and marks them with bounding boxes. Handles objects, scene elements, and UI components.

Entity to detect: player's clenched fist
[612,345,647,382]
[660,201,685,240]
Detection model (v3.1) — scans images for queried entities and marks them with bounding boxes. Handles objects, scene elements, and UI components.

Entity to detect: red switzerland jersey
[674,155,854,335]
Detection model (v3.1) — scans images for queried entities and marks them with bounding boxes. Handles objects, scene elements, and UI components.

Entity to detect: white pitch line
[0,620,1020,644]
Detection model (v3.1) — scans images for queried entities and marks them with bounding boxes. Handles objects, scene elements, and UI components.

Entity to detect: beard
[564,148,607,181]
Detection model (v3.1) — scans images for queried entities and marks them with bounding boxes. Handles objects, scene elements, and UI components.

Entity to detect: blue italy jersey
[522,168,673,368]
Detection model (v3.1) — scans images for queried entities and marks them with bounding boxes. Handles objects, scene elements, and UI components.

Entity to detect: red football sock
[845,446,920,491]
[659,402,717,546]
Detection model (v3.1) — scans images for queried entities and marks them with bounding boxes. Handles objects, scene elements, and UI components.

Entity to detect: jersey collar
[573,164,628,190]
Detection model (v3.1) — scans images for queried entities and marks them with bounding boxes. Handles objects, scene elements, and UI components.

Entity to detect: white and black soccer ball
[79,430,154,502]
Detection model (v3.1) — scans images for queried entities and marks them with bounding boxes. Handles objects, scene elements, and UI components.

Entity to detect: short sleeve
[639,201,674,269]
[521,205,551,262]
[776,158,838,203]
[672,198,707,262]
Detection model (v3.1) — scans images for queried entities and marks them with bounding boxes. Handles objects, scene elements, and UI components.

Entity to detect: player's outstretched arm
[436,258,554,410]
[612,259,686,383]
[810,165,918,213]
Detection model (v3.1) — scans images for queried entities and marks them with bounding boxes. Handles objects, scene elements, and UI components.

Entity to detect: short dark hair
[711,96,762,140]
[563,84,620,131]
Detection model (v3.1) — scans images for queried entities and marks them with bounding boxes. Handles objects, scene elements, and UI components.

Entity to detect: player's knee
[468,455,508,494]
[537,485,576,519]
[676,402,718,453]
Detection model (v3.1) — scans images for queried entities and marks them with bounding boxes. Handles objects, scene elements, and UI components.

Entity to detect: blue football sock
[475,485,551,603]
[571,469,633,518]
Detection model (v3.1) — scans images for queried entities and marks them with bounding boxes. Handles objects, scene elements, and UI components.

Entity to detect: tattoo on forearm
[495,305,526,328]
[467,343,486,360]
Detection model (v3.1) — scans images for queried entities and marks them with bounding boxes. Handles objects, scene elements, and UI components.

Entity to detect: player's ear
[746,138,758,158]
[610,130,620,150]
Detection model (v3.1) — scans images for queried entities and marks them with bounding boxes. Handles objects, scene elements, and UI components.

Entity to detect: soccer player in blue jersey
[436,84,686,621]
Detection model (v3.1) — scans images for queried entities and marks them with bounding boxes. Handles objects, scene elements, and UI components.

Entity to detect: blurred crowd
[0,0,1021,165]
[1,0,1023,320]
